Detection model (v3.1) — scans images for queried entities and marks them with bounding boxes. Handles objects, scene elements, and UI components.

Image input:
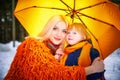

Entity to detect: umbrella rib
[33,6,72,16]
[75,14,103,57]
[14,6,69,13]
[60,0,73,10]
[34,6,69,11]
[71,0,76,22]
[77,1,107,11]
[78,12,115,27]
[14,6,71,19]
[76,14,97,41]
[73,0,75,9]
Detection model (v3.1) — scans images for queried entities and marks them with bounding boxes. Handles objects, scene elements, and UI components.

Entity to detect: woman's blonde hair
[38,15,68,41]
[68,23,91,40]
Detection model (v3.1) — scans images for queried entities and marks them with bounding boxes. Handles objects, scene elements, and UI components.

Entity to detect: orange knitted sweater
[4,38,86,80]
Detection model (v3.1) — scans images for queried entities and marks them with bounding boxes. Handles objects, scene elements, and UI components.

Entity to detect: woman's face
[66,28,84,45]
[49,21,67,45]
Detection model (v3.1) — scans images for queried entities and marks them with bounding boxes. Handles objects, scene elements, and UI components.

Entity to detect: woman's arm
[4,38,104,80]
[85,57,104,75]
[4,38,86,80]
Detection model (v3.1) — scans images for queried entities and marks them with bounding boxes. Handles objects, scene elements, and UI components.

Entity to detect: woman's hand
[85,57,104,75]
[91,57,104,73]
[54,47,64,61]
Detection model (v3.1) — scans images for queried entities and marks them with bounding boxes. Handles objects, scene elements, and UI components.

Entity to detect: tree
[0,0,28,43]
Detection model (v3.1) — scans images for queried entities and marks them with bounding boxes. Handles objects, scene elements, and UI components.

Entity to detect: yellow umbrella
[14,0,120,59]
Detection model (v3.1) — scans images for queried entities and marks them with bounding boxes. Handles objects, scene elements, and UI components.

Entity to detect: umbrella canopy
[14,0,120,59]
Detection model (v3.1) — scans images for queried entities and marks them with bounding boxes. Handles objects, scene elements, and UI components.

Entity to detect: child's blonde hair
[68,23,91,40]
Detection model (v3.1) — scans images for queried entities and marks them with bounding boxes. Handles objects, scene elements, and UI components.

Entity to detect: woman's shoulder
[24,37,42,42]
[16,37,51,57]
[18,37,48,51]
[23,37,44,45]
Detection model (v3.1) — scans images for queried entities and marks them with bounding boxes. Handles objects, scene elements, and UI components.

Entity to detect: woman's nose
[57,31,62,36]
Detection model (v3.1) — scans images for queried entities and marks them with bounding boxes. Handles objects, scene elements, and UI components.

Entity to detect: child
[60,23,104,80]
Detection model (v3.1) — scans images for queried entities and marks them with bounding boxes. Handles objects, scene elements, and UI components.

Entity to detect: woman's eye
[53,27,57,30]
[63,30,67,34]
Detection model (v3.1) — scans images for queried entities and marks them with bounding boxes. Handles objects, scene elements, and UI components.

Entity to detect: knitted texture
[4,38,86,80]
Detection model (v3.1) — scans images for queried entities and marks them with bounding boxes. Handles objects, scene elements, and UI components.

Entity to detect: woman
[4,15,104,80]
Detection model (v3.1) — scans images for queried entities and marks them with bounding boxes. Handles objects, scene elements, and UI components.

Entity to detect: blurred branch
[12,0,16,47]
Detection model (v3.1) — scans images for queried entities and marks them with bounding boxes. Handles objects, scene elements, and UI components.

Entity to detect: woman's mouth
[54,37,61,41]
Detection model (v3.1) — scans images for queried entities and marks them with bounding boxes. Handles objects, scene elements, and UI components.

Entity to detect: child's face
[66,28,84,45]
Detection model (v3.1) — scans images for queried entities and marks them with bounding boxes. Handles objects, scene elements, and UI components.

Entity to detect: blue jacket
[65,47,104,80]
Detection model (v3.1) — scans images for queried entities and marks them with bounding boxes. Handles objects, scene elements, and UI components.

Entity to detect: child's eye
[73,32,77,34]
